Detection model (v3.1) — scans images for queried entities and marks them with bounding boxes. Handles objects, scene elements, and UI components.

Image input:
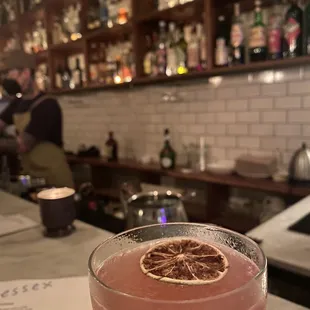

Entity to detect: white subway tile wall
[59,66,310,166]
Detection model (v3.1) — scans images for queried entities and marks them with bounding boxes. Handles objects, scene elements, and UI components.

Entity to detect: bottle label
[249,26,266,48]
[55,74,62,88]
[144,53,152,75]
[187,43,199,68]
[106,146,113,159]
[73,71,81,86]
[284,17,301,48]
[231,23,243,48]
[215,38,228,65]
[157,49,166,74]
[268,28,281,54]
[161,157,172,168]
[200,37,207,62]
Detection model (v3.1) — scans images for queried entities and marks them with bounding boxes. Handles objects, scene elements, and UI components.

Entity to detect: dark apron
[13,95,74,188]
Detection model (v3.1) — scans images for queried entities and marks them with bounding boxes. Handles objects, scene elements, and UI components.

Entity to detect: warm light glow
[114,76,122,84]
[209,76,223,87]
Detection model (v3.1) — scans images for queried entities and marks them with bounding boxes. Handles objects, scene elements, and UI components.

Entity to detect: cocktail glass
[89,223,267,310]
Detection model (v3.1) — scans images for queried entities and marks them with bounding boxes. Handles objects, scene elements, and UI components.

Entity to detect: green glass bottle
[160,129,176,170]
[249,0,267,62]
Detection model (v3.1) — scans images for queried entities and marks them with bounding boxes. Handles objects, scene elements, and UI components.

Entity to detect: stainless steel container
[289,143,310,183]
[125,191,188,229]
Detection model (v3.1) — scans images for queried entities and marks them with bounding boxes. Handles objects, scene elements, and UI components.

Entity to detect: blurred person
[0,51,73,188]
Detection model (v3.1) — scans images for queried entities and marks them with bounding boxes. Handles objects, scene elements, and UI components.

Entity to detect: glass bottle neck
[254,8,263,25]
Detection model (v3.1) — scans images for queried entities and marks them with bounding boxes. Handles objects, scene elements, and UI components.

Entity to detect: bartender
[0,51,74,188]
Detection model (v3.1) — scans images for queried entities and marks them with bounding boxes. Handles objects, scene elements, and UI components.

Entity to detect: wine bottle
[268,0,283,60]
[160,129,176,170]
[230,3,245,65]
[283,0,303,58]
[72,58,83,88]
[105,131,118,162]
[55,65,63,89]
[249,0,267,62]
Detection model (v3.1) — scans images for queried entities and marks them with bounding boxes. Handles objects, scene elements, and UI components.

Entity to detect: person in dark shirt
[0,51,73,188]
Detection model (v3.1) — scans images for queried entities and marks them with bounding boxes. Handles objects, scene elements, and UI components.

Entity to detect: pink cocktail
[89,223,267,310]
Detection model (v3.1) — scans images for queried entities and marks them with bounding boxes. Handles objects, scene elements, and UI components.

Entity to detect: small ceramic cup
[37,187,76,238]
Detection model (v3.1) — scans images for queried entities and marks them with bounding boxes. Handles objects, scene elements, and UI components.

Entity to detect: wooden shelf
[67,155,310,198]
[137,0,204,23]
[86,22,132,40]
[50,81,131,95]
[49,38,85,53]
[2,0,310,94]
[49,53,310,94]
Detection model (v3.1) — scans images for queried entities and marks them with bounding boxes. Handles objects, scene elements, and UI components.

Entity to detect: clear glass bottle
[230,3,245,65]
[215,15,229,67]
[166,22,178,76]
[176,26,188,74]
[197,23,207,70]
[157,21,168,75]
[187,24,200,71]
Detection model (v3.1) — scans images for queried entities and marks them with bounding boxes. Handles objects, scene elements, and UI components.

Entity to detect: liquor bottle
[0,2,8,26]
[168,0,178,8]
[62,64,71,89]
[283,0,303,58]
[144,35,154,75]
[166,22,178,76]
[249,0,267,62]
[215,15,229,67]
[72,58,83,88]
[55,65,63,89]
[158,0,169,10]
[105,131,118,162]
[176,26,188,74]
[268,0,283,60]
[117,8,129,25]
[157,21,167,75]
[151,32,159,75]
[88,0,100,30]
[160,129,176,170]
[99,0,109,26]
[187,24,200,71]
[305,0,310,54]
[196,23,207,70]
[230,3,245,65]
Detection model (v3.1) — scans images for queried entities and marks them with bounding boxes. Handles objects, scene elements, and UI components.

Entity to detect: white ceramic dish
[206,160,235,175]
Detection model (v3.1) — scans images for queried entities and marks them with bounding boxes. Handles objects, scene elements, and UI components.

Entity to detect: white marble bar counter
[248,195,310,278]
[0,191,308,310]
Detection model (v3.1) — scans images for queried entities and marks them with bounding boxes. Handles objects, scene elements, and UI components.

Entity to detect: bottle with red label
[283,0,303,58]
[230,2,245,65]
[268,0,283,60]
